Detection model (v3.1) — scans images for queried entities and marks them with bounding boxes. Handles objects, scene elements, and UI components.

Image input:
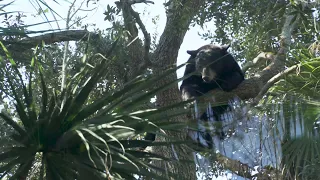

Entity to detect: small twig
[69,15,88,28]
[69,0,87,20]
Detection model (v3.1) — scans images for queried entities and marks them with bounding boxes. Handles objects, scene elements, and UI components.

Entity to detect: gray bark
[150,1,206,179]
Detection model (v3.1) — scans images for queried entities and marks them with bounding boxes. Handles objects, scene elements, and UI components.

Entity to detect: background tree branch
[125,0,154,5]
[2,30,93,49]
[0,30,95,62]
[242,52,275,73]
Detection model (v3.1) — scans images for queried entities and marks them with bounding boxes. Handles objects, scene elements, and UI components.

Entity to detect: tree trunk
[153,66,195,179]
[150,1,206,179]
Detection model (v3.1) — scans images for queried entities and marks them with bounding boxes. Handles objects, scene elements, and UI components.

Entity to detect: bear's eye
[196,61,207,72]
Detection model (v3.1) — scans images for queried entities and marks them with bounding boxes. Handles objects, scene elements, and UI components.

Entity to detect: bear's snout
[202,67,216,82]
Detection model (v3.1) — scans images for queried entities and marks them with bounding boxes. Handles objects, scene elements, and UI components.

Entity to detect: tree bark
[150,1,206,179]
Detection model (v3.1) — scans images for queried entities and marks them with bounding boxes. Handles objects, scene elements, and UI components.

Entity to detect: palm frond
[0,40,192,179]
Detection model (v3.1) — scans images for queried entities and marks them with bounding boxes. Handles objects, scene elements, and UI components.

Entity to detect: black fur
[180,44,244,147]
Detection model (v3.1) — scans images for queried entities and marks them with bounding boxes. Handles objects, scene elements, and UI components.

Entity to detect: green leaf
[6,76,30,129]
[63,40,119,128]
[0,150,35,173]
[81,128,112,153]
[99,63,185,115]
[118,74,186,112]
[0,147,28,162]
[76,130,96,168]
[8,157,35,180]
[0,42,36,129]
[38,65,48,120]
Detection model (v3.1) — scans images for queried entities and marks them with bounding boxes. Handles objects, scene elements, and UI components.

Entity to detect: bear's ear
[187,50,198,57]
[221,44,230,52]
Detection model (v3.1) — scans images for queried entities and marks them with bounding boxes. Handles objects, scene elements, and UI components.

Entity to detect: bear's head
[186,44,233,83]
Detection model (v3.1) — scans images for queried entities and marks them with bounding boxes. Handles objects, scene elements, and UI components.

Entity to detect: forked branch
[115,0,152,78]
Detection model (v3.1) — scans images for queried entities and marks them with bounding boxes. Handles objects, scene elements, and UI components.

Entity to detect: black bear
[180,44,244,148]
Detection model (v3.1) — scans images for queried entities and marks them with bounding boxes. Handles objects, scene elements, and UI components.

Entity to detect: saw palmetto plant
[0,40,192,180]
[261,44,320,179]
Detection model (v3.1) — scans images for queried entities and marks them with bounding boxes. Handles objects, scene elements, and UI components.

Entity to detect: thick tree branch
[216,153,253,178]
[115,0,154,6]
[192,152,281,179]
[127,0,154,5]
[2,30,93,49]
[0,30,96,62]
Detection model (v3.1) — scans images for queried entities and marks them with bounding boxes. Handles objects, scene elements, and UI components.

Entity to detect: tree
[1,0,320,179]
